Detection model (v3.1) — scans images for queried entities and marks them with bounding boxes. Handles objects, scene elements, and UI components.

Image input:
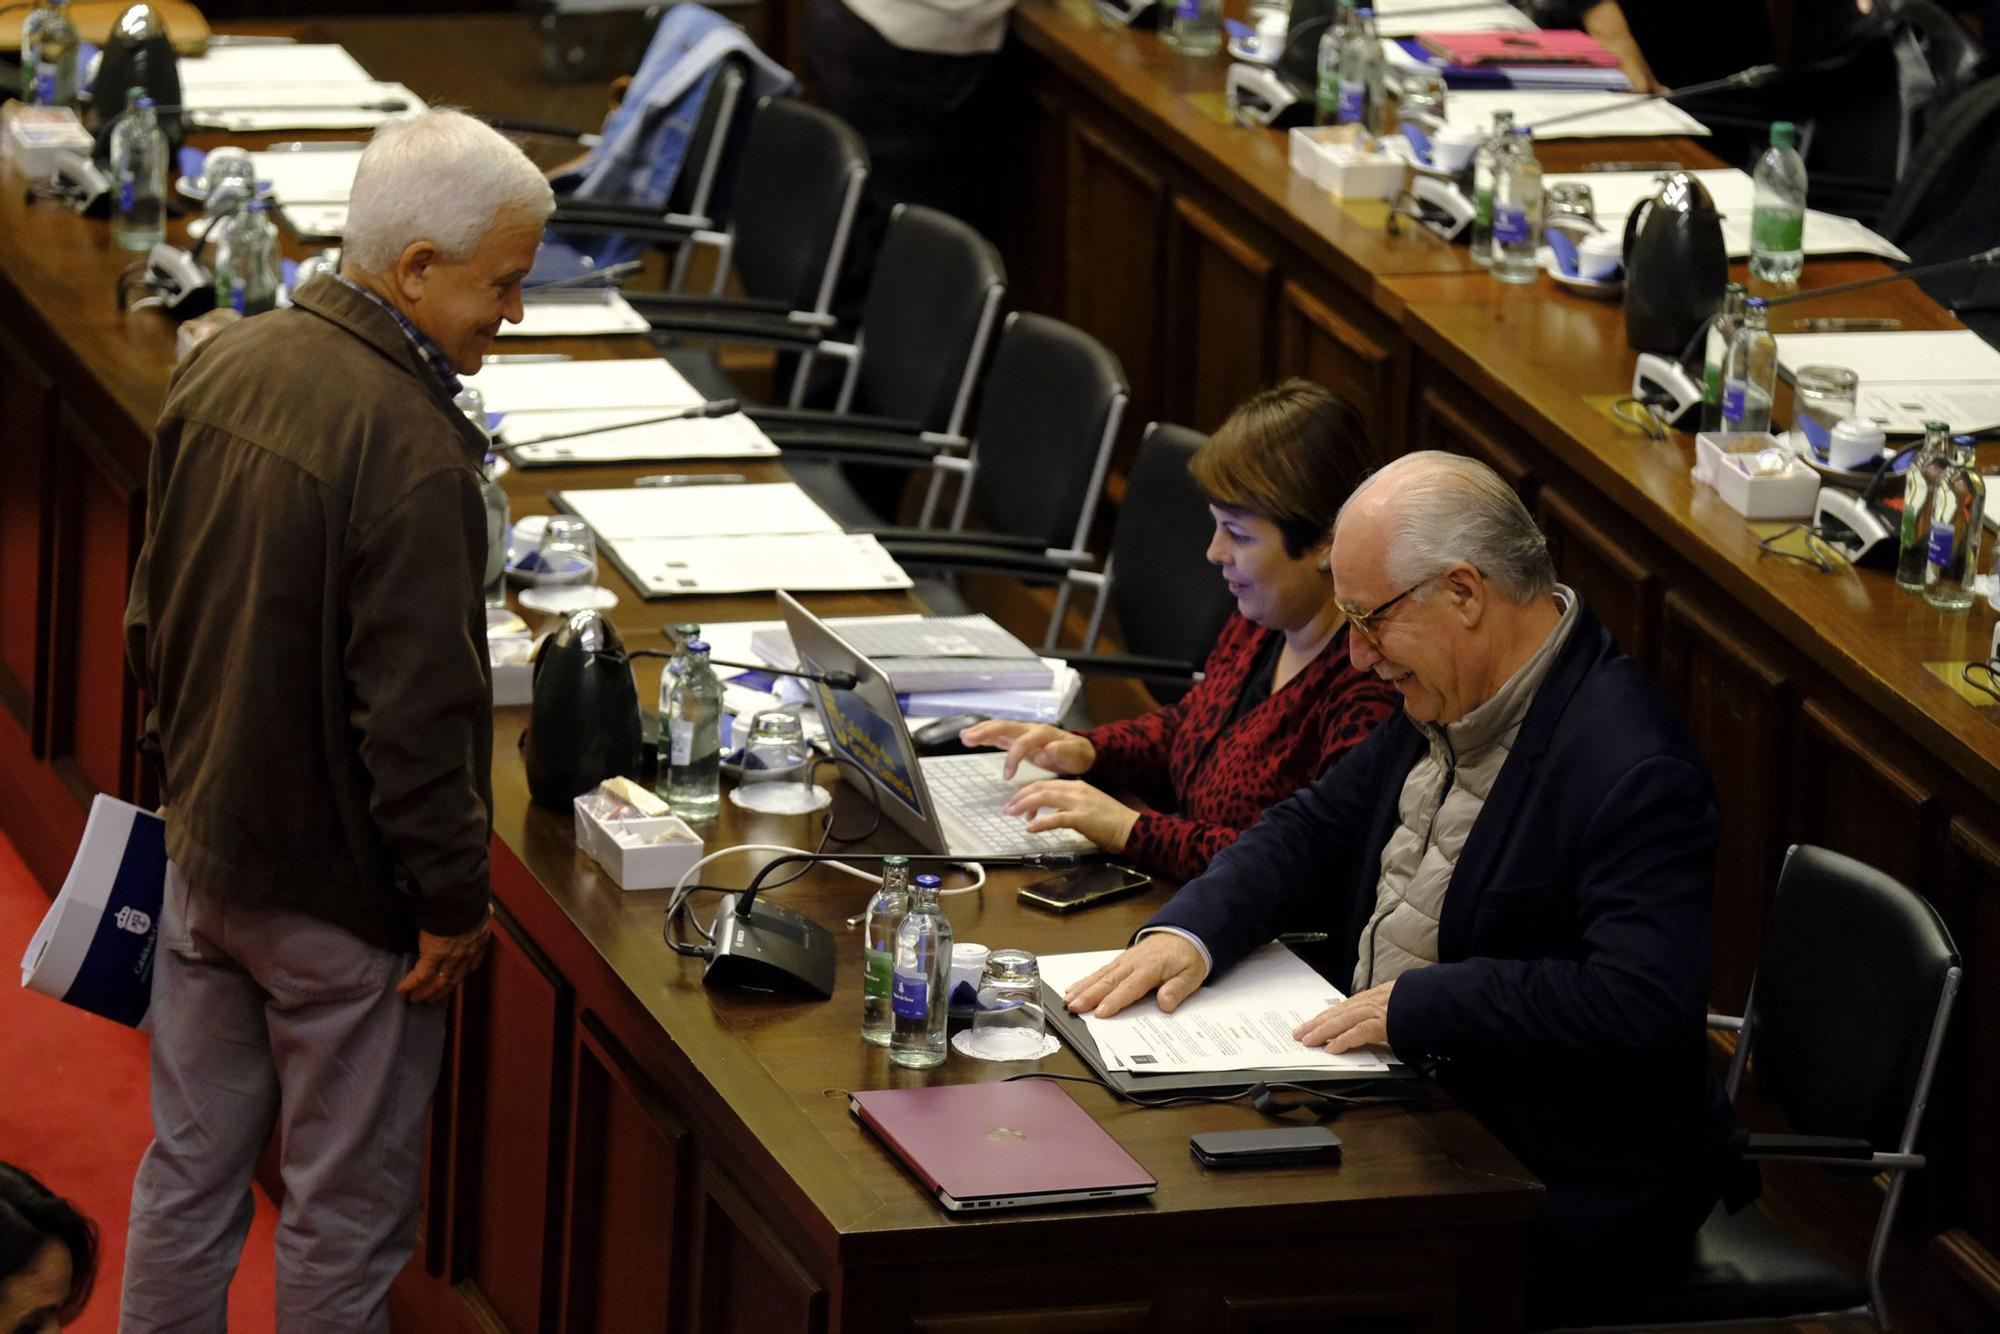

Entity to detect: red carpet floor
[0,827,279,1331]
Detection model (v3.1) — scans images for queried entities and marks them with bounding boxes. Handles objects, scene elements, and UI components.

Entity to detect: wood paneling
[1164,195,1276,433]
[1222,1290,1452,1334]
[561,1013,689,1334]
[0,326,54,743]
[1063,119,1167,454]
[458,909,571,1334]
[1406,384,1536,496]
[1657,593,1792,1012]
[695,1168,825,1334]
[1793,699,1939,892]
[1277,280,1400,466]
[1536,488,1662,674]
[913,1304,1152,1333]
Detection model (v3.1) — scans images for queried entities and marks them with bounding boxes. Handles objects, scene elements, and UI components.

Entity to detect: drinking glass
[728,710,828,814]
[1543,181,1597,227]
[1793,364,1860,458]
[964,950,1047,1061]
[534,516,598,587]
[1399,70,1448,129]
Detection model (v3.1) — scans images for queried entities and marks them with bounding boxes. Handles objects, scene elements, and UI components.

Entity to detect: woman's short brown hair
[1189,380,1369,558]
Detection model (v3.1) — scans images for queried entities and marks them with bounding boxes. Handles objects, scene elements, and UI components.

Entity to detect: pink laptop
[850,1081,1157,1212]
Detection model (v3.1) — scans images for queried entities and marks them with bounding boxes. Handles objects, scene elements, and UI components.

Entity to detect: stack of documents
[1038,944,1391,1075]
[1441,89,1709,140]
[749,614,1053,691]
[1538,169,1907,261]
[1370,0,1535,38]
[1774,329,2000,434]
[246,144,363,239]
[460,358,780,465]
[553,483,913,596]
[500,295,653,339]
[175,44,422,131]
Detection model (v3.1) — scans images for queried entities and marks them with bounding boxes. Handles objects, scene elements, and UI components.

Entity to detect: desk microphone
[500,399,741,450]
[1764,246,2000,307]
[696,851,1082,999]
[1520,64,1781,134]
[703,657,858,691]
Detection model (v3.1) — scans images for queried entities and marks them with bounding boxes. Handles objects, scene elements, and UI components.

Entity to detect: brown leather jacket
[124,276,493,951]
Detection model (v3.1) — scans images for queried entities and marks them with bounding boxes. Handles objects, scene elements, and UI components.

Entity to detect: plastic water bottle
[1750,120,1807,284]
[1924,435,1986,611]
[1333,5,1374,128]
[663,639,722,820]
[1897,421,1953,592]
[1491,127,1542,284]
[1313,7,1347,128]
[890,874,952,1069]
[109,90,167,253]
[1468,109,1515,266]
[1720,297,1777,432]
[1163,0,1222,57]
[861,855,912,1047]
[1699,282,1747,433]
[1352,9,1388,135]
[212,201,281,316]
[21,0,79,108]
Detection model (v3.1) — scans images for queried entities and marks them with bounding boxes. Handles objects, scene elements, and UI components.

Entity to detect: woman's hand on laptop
[1003,778,1138,852]
[959,720,1096,778]
[1064,933,1209,1017]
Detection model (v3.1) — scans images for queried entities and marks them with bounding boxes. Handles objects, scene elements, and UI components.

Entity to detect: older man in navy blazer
[1066,451,1737,1324]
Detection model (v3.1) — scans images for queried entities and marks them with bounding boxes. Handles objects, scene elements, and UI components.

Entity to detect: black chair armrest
[638,310,828,350]
[872,527,1048,552]
[1060,650,1203,690]
[622,290,803,320]
[1742,1133,1876,1162]
[545,211,703,248]
[485,116,595,142]
[772,434,955,465]
[875,539,1075,573]
[750,406,927,437]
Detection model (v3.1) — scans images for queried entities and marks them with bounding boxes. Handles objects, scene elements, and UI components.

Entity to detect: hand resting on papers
[1062,932,1209,1017]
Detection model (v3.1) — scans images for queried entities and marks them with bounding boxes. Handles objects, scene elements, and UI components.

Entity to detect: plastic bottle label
[119,173,135,212]
[668,719,693,767]
[1493,203,1528,246]
[1317,72,1338,115]
[1176,0,1198,19]
[33,65,54,104]
[1337,85,1365,125]
[863,947,893,1000]
[891,969,927,1020]
[231,277,247,315]
[1752,210,1804,253]
[1721,380,1747,425]
[1928,522,1954,569]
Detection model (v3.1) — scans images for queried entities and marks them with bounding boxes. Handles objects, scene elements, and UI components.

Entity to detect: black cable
[1963,660,2000,705]
[1001,1069,1430,1116]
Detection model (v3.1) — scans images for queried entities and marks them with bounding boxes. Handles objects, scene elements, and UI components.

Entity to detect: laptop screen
[807,677,922,819]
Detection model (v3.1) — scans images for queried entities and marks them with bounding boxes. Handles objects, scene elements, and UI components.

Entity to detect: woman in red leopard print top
[962,381,1398,882]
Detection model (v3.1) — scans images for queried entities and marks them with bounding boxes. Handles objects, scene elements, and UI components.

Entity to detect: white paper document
[176,44,376,88]
[1369,0,1535,35]
[246,147,365,203]
[556,482,843,540]
[1775,329,2000,434]
[504,410,780,466]
[608,532,913,596]
[277,204,348,239]
[1442,89,1709,140]
[500,295,653,338]
[463,358,702,414]
[1538,170,1908,261]
[181,82,424,131]
[1038,943,1391,1075]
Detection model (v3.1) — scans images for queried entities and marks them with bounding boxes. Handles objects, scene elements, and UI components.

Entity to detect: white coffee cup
[1827,418,1886,472]
[949,942,990,1006]
[1577,231,1624,282]
[1430,125,1484,174]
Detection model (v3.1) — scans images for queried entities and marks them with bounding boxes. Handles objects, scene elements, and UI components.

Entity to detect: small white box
[1288,126,1409,201]
[573,799,705,891]
[3,106,94,178]
[1693,430,1777,486]
[1702,442,1820,520]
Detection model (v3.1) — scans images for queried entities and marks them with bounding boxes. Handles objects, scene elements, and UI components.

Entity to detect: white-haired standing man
[119,110,553,1331]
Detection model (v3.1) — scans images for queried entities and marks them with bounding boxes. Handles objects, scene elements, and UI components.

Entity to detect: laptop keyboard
[919,755,1095,856]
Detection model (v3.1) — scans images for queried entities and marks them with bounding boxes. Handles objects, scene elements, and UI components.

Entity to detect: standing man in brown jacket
[119,110,553,1332]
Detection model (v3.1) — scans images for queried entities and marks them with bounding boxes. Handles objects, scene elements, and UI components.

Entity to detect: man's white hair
[342,109,555,273]
[1341,451,1555,605]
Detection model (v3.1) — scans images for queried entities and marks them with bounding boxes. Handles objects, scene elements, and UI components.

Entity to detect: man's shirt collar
[333,273,463,399]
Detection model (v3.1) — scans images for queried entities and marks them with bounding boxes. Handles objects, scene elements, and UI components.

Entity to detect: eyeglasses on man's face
[1337,573,1436,647]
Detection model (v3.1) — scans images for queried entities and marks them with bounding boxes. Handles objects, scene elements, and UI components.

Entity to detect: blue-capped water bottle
[890,873,952,1069]
[1163,0,1222,56]
[109,89,167,253]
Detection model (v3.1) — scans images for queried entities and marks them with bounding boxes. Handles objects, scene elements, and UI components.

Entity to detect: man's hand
[959,720,1096,779]
[1063,932,1209,1017]
[1579,0,1662,93]
[1003,778,1140,852]
[1293,979,1395,1053]
[396,909,493,1004]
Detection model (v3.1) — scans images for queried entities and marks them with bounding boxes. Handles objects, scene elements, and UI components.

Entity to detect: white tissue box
[1697,432,1819,520]
[573,799,705,891]
[1288,126,1408,200]
[2,106,93,178]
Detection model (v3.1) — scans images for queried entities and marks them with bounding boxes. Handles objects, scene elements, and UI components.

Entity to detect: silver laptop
[777,592,1094,858]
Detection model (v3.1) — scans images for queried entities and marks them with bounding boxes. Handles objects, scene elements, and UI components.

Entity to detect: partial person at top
[1526,0,1772,93]
[0,1163,97,1333]
[962,381,1399,881]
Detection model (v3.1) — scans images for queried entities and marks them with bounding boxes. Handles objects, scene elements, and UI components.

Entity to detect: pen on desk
[1793,317,1903,333]
[481,353,574,364]
[201,34,298,45]
[1580,160,1682,173]
[1277,932,1330,945]
[634,473,748,488]
[261,140,369,153]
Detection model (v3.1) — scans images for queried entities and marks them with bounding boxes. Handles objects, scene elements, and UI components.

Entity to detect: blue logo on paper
[64,814,166,1027]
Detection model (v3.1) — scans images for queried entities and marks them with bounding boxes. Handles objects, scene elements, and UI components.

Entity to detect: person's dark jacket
[1148,604,1736,1318]
[124,276,494,953]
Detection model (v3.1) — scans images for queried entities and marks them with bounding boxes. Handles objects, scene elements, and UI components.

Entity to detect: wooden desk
[0,15,1540,1334]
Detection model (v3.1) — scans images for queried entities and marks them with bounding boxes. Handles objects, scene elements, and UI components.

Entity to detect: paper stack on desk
[1775,329,2000,434]
[500,295,654,339]
[1537,169,1908,261]
[1442,89,1709,139]
[1369,0,1535,37]
[1038,943,1391,1075]
[246,146,364,239]
[176,44,422,130]
[464,358,783,464]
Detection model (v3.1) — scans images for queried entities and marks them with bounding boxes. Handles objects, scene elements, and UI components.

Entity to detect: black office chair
[871,312,1128,629]
[1874,73,2000,344]
[1563,845,1962,1333]
[538,53,753,292]
[644,204,1006,528]
[615,97,869,397]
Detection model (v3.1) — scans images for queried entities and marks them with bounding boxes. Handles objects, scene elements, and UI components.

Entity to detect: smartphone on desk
[1017,863,1151,914]
[1190,1127,1342,1169]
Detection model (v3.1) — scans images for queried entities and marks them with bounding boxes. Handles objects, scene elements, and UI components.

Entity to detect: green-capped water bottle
[890,873,952,1069]
[861,856,912,1047]
[662,639,722,820]
[1750,121,1806,285]
[1896,421,1953,592]
[1923,435,1985,611]
[1468,109,1515,267]
[21,0,79,108]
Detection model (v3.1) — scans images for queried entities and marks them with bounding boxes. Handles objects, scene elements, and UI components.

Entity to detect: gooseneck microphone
[1521,64,1782,133]
[704,657,856,690]
[1764,246,2000,307]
